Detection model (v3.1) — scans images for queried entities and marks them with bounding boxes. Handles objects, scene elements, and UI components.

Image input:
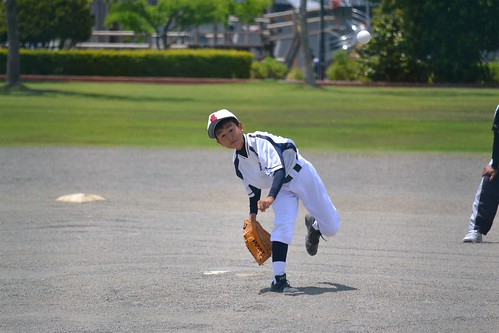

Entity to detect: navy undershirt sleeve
[249,186,261,214]
[268,168,285,199]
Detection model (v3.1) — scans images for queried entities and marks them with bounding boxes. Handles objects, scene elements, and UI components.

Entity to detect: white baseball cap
[207,109,239,139]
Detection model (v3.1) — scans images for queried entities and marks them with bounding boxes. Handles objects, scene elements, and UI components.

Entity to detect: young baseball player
[463,104,499,243]
[207,109,340,293]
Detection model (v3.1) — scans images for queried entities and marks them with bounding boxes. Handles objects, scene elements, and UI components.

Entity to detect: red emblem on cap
[210,114,217,122]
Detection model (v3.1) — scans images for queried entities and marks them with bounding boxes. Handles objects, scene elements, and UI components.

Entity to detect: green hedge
[0,48,254,78]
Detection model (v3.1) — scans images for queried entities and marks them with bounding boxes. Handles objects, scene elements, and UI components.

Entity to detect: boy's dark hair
[214,117,239,137]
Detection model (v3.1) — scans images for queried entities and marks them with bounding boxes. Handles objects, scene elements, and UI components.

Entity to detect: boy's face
[215,121,244,150]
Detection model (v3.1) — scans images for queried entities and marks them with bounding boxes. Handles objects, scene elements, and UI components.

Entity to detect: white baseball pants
[270,156,340,244]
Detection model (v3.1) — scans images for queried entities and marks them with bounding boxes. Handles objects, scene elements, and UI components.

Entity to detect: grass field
[0,81,497,152]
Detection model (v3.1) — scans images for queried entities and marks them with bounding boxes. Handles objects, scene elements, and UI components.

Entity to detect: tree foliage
[361,0,499,83]
[231,0,270,24]
[0,0,92,49]
[105,0,270,49]
[357,3,416,82]
[175,0,230,29]
[105,0,185,48]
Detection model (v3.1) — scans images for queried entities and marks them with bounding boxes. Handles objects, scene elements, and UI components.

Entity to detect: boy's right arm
[248,185,261,221]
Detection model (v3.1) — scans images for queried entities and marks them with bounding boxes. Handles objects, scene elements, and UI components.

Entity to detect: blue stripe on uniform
[234,155,243,180]
[249,134,297,171]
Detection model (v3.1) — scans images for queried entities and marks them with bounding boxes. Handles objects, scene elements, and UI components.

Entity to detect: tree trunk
[213,24,218,47]
[5,0,21,87]
[157,28,163,49]
[299,0,316,86]
[162,17,174,49]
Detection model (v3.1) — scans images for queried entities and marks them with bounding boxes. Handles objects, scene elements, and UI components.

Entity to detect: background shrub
[488,61,499,83]
[251,56,287,79]
[286,66,304,81]
[326,50,361,81]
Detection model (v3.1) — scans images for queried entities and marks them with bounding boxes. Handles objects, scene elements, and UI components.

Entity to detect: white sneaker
[463,230,483,243]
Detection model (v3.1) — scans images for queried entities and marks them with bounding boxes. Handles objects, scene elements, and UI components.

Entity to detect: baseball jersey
[233,131,299,198]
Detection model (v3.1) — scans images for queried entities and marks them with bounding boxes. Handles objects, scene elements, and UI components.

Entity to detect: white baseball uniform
[233,131,340,244]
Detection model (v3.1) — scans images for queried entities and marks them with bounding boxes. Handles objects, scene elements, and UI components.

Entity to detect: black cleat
[270,274,299,294]
[305,213,321,256]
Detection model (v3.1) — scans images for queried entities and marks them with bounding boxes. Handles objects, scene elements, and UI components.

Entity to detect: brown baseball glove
[243,219,272,265]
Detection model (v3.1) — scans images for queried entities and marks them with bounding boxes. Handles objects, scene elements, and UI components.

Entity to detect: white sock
[272,261,286,283]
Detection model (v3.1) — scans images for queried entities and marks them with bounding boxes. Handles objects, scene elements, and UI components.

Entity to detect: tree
[106,0,232,49]
[56,0,93,48]
[231,0,271,46]
[231,0,270,24]
[1,0,92,49]
[361,0,499,83]
[106,0,271,49]
[4,0,20,88]
[358,2,417,82]
[106,0,231,49]
[175,0,231,46]
[401,0,499,83]
[105,0,186,49]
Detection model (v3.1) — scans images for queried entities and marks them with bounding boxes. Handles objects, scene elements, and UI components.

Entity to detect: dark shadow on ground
[259,282,357,296]
[1,85,192,103]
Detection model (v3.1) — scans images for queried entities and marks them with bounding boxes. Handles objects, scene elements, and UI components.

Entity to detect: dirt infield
[1,148,498,332]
